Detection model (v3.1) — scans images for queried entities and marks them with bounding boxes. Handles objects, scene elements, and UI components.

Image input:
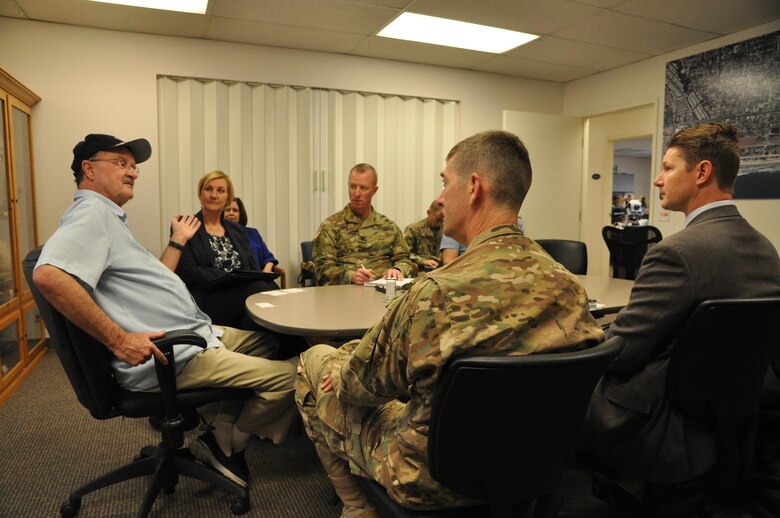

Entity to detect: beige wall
[565,19,780,251]
[0,17,562,253]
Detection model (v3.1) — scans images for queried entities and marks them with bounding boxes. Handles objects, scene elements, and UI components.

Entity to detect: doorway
[581,104,657,276]
[612,137,653,226]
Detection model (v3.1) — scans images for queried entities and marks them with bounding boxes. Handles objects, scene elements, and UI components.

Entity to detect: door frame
[580,102,658,276]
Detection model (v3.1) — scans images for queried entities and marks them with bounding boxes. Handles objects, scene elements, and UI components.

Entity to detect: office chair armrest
[152,329,208,351]
[152,330,207,419]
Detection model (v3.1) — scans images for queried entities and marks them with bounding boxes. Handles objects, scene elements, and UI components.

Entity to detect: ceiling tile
[351,36,493,69]
[0,0,25,17]
[553,10,718,54]
[348,0,411,7]
[615,0,780,35]
[474,55,598,82]
[568,0,625,7]
[4,0,779,84]
[207,17,367,54]
[507,36,652,70]
[210,0,398,35]
[410,0,602,34]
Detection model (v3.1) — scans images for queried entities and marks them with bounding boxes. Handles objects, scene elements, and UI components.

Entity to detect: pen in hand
[358,263,375,283]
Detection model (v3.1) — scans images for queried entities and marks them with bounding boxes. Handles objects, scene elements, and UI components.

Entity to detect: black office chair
[358,338,622,518]
[535,239,588,275]
[592,297,780,517]
[298,240,317,287]
[750,361,780,515]
[23,248,253,517]
[601,225,662,280]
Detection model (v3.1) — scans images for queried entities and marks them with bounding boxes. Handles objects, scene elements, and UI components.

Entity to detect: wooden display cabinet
[0,67,44,405]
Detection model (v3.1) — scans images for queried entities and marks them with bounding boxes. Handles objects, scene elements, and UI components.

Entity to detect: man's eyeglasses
[90,157,140,174]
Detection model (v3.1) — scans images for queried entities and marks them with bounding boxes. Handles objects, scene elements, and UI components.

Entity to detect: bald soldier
[403,199,444,270]
[295,130,604,515]
[313,163,413,285]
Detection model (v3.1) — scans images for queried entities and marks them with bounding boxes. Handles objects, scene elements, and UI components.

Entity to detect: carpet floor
[0,349,769,517]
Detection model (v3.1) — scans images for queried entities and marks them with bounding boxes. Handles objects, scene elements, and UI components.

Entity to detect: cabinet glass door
[11,105,35,293]
[0,97,15,306]
[23,303,43,355]
[0,317,20,379]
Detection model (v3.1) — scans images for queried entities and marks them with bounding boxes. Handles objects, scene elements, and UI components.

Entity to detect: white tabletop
[576,274,635,314]
[246,275,634,338]
[246,285,388,338]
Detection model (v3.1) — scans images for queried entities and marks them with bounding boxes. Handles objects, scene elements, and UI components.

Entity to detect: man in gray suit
[581,122,780,482]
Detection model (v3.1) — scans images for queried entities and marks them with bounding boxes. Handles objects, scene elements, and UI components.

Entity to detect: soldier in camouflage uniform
[313,163,413,286]
[295,130,604,516]
[402,199,444,271]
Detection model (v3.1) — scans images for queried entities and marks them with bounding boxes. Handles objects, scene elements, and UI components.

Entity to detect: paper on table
[364,278,415,288]
[264,288,306,296]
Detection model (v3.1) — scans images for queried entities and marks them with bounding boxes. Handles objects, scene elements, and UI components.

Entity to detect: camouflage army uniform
[403,218,442,269]
[313,205,413,285]
[295,224,604,510]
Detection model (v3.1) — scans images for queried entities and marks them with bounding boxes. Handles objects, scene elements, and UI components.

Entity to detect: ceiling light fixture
[378,12,538,54]
[87,0,208,15]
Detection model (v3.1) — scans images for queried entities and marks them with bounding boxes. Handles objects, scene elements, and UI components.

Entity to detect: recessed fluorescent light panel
[88,0,208,15]
[378,12,538,54]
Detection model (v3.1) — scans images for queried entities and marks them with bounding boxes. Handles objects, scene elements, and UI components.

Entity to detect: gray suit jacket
[582,205,780,482]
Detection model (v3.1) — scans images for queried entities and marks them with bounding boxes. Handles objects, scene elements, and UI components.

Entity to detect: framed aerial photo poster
[664,30,780,199]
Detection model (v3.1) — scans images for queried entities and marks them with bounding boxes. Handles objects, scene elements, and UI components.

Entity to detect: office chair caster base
[60,497,81,517]
[230,496,250,515]
[163,479,178,495]
[133,445,158,462]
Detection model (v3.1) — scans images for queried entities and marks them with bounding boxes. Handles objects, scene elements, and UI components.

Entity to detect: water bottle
[385,278,396,305]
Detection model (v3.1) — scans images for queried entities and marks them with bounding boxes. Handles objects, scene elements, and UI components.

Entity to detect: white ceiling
[2,0,779,83]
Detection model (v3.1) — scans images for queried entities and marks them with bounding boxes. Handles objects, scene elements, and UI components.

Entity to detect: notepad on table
[364,278,415,288]
[588,300,605,311]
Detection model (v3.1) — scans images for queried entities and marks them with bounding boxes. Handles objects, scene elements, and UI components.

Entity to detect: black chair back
[299,240,316,286]
[427,338,622,514]
[535,239,588,275]
[301,240,314,262]
[23,247,118,418]
[668,297,780,491]
[601,225,662,280]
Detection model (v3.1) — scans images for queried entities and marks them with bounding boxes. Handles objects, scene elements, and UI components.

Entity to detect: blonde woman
[175,170,275,329]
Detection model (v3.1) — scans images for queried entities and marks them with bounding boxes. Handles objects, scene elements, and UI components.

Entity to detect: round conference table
[246,275,634,339]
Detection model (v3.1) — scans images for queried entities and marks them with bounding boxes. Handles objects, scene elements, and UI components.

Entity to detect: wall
[0,17,563,255]
[503,111,583,241]
[565,19,780,251]
[614,156,652,203]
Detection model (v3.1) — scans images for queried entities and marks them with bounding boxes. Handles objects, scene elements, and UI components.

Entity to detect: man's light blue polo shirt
[36,190,222,391]
[440,217,525,256]
[439,234,467,255]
